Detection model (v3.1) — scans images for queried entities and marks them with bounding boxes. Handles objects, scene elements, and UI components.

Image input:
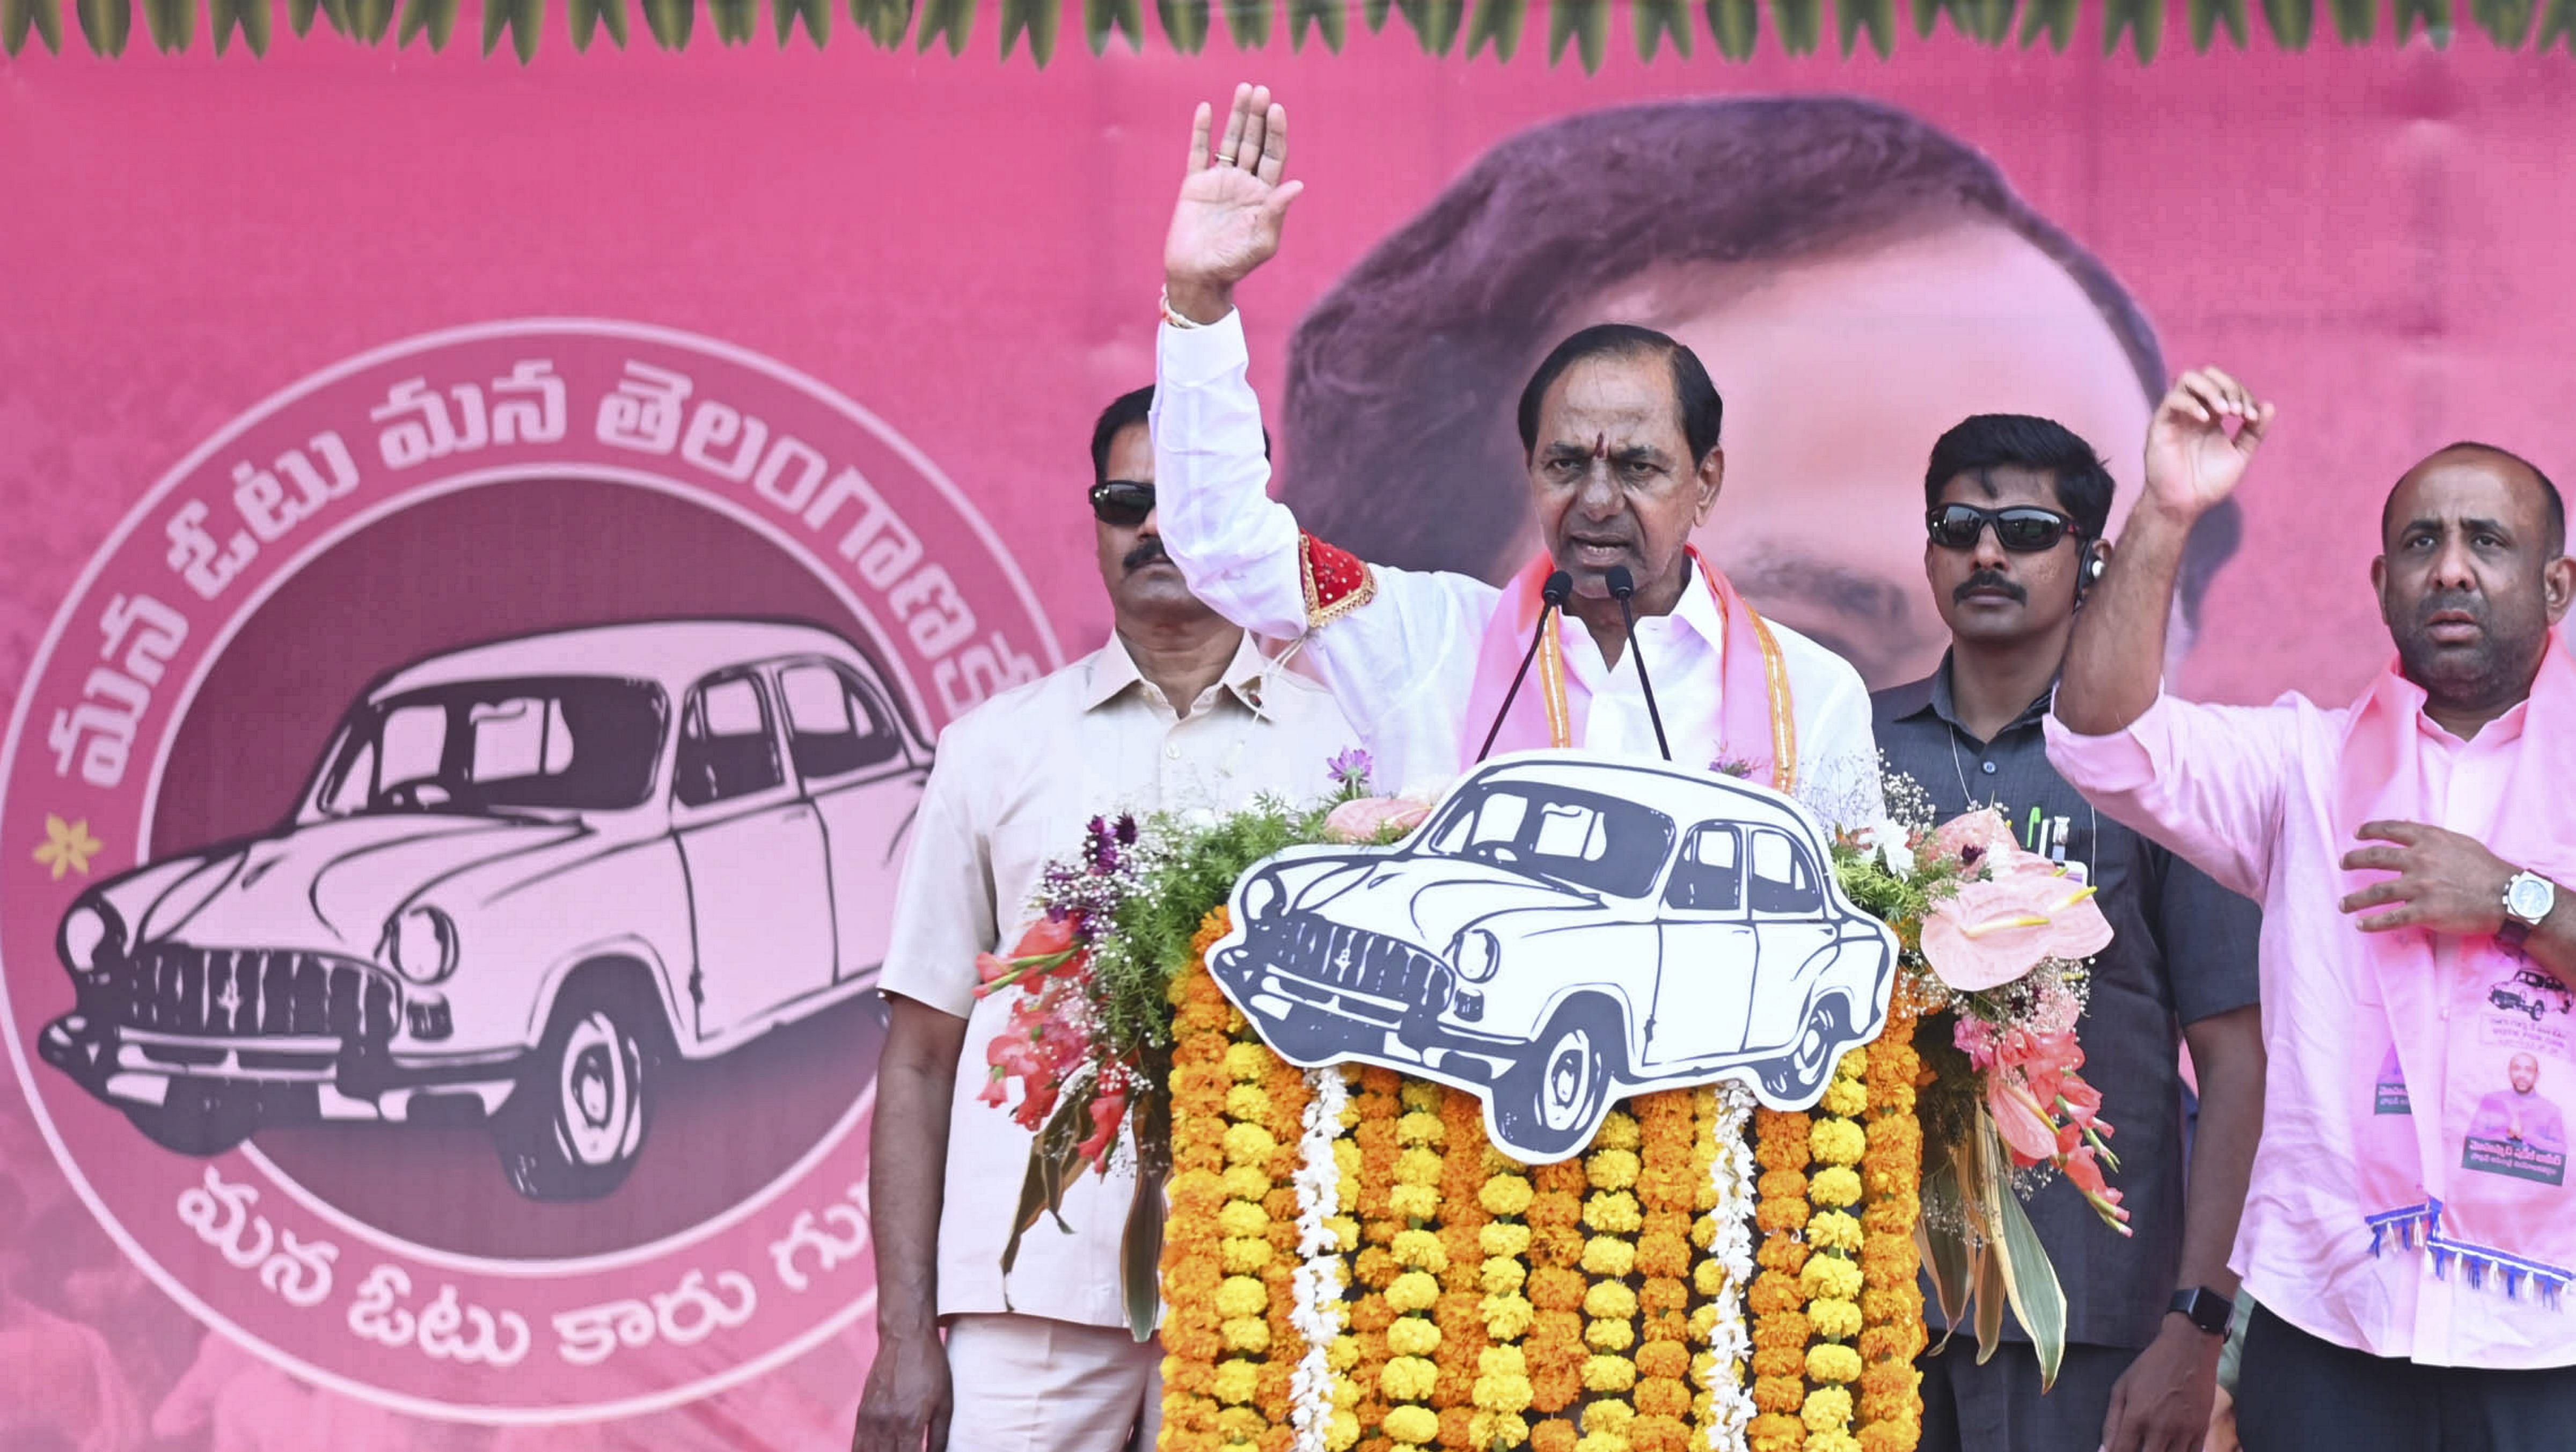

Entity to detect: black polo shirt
[1873,661,2262,1351]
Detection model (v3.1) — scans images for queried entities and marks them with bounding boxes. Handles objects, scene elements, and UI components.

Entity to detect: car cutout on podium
[39,619,928,1200]
[1206,752,1896,1161]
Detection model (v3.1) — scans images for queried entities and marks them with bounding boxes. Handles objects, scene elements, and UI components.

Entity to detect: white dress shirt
[878,629,1358,1326]
[1148,310,1881,822]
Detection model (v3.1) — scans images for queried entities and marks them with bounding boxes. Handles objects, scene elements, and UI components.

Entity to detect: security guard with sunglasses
[1870,414,2265,1452]
[857,387,1355,1452]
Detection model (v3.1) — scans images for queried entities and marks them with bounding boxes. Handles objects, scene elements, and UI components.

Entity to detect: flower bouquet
[971,751,2123,1438]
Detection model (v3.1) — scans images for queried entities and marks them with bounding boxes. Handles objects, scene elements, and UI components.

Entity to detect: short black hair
[1923,414,2114,539]
[1281,96,2243,629]
[2381,441,2566,557]
[1092,384,1269,493]
[1516,324,1724,466]
[1091,385,1156,490]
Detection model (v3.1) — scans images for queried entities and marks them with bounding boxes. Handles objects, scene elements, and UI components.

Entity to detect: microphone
[1605,566,1672,762]
[1476,569,1573,763]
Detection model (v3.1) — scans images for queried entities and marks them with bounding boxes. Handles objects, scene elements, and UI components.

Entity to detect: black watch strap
[2169,1286,2231,1336]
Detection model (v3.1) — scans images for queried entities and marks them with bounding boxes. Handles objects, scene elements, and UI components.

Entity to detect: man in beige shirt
[852,387,1359,1452]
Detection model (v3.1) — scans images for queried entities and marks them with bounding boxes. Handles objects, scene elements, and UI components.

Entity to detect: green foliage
[1092,794,1340,1056]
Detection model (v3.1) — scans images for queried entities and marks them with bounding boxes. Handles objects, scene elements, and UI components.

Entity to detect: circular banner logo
[0,320,1058,1421]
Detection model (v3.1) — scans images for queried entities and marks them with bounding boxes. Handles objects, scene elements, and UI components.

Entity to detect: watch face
[2509,874,2557,923]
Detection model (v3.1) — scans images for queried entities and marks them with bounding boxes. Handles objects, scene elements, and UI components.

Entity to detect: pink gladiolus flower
[1920,873,2114,992]
[1322,795,1434,844]
[1077,1088,1128,1171]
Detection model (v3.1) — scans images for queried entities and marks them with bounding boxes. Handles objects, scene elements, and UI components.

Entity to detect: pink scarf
[2341,632,2576,1303]
[1461,548,1798,794]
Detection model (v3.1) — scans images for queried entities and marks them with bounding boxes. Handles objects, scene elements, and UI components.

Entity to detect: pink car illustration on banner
[38,618,928,1200]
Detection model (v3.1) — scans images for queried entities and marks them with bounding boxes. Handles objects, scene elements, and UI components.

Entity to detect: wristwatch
[2500,871,2559,953]
[2169,1286,2231,1337]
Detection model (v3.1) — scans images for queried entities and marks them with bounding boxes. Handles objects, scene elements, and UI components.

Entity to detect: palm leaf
[208,0,237,50]
[1839,0,1895,51]
[639,0,690,46]
[1916,1148,1973,1334]
[1118,1081,1173,1343]
[346,0,393,40]
[1156,0,1206,48]
[233,0,269,49]
[141,0,191,50]
[76,0,128,52]
[1221,0,1268,43]
[2470,0,2534,40]
[1909,0,1940,31]
[2328,0,2374,38]
[398,0,451,48]
[2190,0,2248,45]
[2539,0,2575,46]
[1405,0,1462,50]
[1549,0,1606,64]
[5,0,65,54]
[1705,0,1758,54]
[1363,0,1392,27]
[1991,1160,2070,1389]
[851,0,909,45]
[710,0,758,42]
[2392,0,2450,38]
[997,1077,1104,1286]
[2019,0,2076,42]
[916,0,968,48]
[1771,0,1820,48]
[1087,0,1142,47]
[1286,0,1339,46]
[784,0,830,42]
[1465,0,1524,55]
[285,0,316,32]
[316,0,350,32]
[496,0,540,60]
[1636,0,1691,53]
[1955,0,2013,41]
[2102,0,2161,55]
[1001,0,1058,61]
[2260,0,2314,45]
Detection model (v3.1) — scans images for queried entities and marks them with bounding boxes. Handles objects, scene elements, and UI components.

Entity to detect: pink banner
[4,13,2574,1447]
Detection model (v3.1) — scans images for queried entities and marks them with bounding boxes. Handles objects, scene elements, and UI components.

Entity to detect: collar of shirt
[1879,651,2056,745]
[1559,554,1727,688]
[1081,630,1275,721]
[2386,669,2534,752]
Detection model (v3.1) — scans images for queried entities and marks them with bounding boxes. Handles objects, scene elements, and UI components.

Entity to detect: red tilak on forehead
[1592,433,1608,459]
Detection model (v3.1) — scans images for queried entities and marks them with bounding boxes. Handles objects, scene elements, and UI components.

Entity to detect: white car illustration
[39,619,928,1200]
[1210,754,1894,1160]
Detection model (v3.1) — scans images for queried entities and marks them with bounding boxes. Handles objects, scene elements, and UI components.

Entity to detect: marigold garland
[1157,917,1930,1452]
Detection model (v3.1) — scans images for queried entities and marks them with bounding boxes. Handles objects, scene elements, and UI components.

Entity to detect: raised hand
[1162,83,1304,324]
[2143,367,2273,520]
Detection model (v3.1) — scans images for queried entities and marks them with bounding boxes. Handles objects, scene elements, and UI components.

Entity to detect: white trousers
[942,1314,1164,1452]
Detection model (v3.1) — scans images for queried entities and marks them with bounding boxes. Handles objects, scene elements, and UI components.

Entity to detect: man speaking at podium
[1147,84,1879,812]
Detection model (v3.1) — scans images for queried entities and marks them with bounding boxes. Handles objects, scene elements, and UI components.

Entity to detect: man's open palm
[1164,83,1302,312]
[2143,366,2273,518]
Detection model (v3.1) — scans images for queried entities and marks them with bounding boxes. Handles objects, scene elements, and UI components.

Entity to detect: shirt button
[1981,760,1997,775]
[1166,743,1181,760]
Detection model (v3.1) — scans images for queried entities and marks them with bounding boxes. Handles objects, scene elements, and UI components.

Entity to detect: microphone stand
[1476,570,1572,763]
[1605,566,1672,762]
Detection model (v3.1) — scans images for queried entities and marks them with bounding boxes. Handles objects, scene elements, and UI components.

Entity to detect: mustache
[1953,570,2026,605]
[1123,538,1171,571]
[2416,588,2487,623]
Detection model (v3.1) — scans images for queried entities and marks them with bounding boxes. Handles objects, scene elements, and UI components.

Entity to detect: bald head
[2381,442,2565,559]
[2373,441,2576,729]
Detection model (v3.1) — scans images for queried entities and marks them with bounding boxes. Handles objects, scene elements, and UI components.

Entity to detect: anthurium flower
[1921,807,2018,875]
[1986,1079,2061,1166]
[1919,873,2112,992]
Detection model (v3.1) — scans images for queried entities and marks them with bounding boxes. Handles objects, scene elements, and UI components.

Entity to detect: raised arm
[1146,83,1313,640]
[2055,368,2273,735]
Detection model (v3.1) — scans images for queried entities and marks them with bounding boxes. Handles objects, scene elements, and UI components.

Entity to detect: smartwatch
[2169,1286,2231,1337]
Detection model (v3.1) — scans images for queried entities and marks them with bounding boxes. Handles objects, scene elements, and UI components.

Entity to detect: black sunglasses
[1926,503,2082,553]
[1090,479,1154,527]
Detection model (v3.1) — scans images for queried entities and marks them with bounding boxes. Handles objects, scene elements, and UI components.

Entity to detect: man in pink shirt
[2048,366,2576,1450]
